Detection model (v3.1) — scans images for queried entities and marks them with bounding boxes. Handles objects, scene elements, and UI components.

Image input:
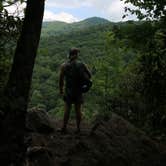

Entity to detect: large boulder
[26,108,55,133]
[26,113,166,166]
[26,146,56,166]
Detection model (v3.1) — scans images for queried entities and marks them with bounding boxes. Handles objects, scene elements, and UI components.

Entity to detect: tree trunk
[0,0,45,165]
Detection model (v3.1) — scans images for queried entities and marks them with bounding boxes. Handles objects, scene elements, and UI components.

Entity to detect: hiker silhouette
[59,48,91,133]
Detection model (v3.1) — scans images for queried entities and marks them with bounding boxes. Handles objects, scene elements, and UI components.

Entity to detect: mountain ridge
[43,17,110,25]
[41,17,111,36]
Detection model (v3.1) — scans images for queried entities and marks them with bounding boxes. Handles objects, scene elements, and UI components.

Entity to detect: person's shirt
[59,59,91,95]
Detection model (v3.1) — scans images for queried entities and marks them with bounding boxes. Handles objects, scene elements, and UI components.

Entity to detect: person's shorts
[63,93,83,104]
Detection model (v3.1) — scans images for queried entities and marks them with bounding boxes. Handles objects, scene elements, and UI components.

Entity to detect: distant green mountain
[71,17,110,27]
[42,21,67,32]
[33,17,141,114]
[41,17,110,36]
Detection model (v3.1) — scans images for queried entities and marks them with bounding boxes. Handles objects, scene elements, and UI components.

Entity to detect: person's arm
[59,64,65,95]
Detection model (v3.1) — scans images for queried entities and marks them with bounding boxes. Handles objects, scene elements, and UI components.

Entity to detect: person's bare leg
[62,102,71,131]
[74,103,82,132]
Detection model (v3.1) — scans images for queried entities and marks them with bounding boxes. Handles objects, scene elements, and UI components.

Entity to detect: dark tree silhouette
[0,0,45,165]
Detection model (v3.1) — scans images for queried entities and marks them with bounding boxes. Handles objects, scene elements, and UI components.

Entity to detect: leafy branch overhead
[0,0,25,44]
[121,0,166,20]
[0,0,25,11]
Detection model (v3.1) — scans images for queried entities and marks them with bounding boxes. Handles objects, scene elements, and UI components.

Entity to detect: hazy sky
[5,0,136,23]
[44,0,136,23]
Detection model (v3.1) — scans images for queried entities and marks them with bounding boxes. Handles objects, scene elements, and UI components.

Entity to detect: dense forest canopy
[0,0,23,94]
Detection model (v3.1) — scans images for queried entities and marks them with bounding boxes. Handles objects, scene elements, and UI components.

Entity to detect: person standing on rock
[59,48,92,133]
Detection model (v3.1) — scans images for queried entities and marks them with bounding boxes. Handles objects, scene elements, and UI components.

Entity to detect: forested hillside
[1,16,165,140]
[30,17,112,117]
[30,17,132,116]
[28,17,166,139]
[41,17,110,36]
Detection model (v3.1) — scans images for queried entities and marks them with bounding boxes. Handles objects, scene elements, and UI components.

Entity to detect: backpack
[78,62,92,93]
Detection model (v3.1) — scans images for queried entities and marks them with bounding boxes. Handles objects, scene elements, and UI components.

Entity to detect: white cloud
[5,0,137,22]
[106,1,126,21]
[46,0,123,10]
[44,11,79,23]
[46,0,89,8]
[82,0,136,21]
[45,0,136,22]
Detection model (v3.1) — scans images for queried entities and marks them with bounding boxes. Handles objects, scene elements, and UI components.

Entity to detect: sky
[44,0,136,23]
[5,0,137,23]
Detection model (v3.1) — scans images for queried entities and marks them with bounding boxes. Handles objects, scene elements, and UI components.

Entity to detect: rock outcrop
[26,113,166,166]
[26,108,55,133]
